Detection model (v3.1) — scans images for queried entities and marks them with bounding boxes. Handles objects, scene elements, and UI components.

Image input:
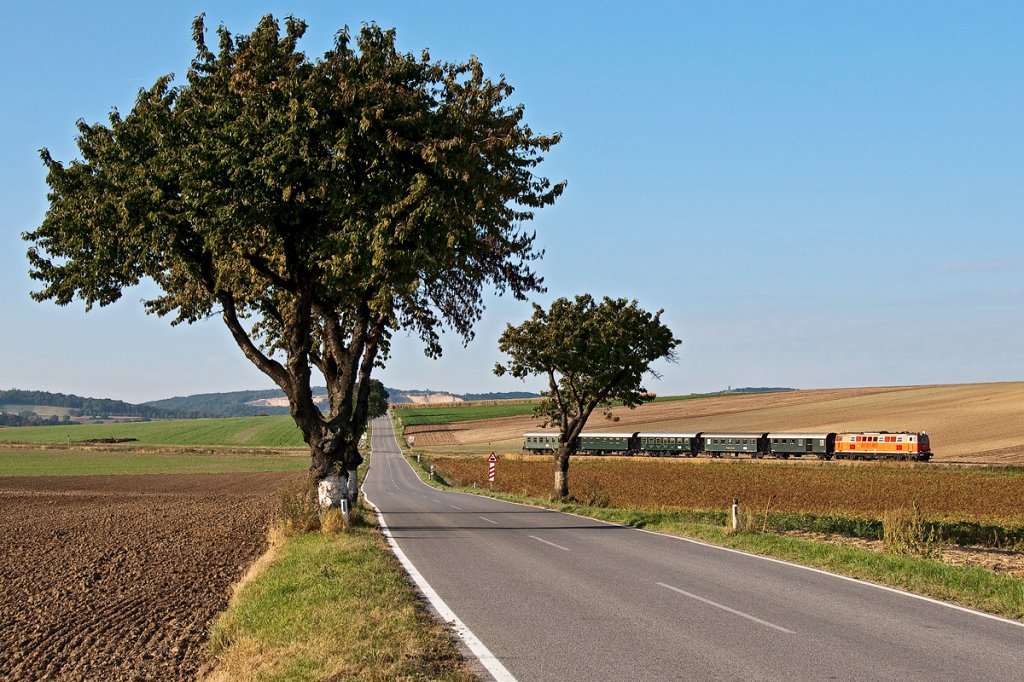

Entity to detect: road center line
[657,582,794,634]
[478,516,499,525]
[528,535,570,551]
[448,504,463,510]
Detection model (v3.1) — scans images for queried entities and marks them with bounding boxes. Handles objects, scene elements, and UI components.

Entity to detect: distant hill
[142,389,322,418]
[2,386,542,424]
[0,389,184,424]
[147,386,539,414]
[726,387,795,394]
[386,388,539,404]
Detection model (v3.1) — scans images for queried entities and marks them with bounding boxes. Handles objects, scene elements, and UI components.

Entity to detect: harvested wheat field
[0,471,302,681]
[405,382,1024,464]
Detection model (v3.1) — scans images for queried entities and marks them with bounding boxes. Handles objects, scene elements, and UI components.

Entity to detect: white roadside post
[731,498,739,531]
[429,463,435,480]
[487,452,497,487]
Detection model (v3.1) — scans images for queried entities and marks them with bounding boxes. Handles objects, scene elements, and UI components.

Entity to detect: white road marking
[528,535,571,551]
[448,504,463,510]
[478,516,499,525]
[364,488,518,682]
[657,582,795,634]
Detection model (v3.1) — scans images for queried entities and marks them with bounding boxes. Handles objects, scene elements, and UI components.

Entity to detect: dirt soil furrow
[0,471,302,681]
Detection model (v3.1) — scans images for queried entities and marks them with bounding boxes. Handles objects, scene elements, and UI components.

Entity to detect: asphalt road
[362,416,1024,682]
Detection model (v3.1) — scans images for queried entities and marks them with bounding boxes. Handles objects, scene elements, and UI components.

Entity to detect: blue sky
[2,1,1022,403]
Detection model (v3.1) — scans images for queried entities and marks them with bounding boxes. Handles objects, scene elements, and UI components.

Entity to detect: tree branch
[219,292,289,388]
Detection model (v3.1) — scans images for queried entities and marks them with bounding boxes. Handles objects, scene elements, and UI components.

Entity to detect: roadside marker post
[731,498,739,531]
[487,452,497,486]
[341,497,351,527]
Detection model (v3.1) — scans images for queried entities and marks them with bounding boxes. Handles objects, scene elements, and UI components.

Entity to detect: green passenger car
[767,432,836,459]
[700,432,769,457]
[577,432,636,454]
[636,432,699,457]
[523,432,561,453]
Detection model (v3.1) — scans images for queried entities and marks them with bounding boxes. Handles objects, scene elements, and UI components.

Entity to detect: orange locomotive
[834,431,931,461]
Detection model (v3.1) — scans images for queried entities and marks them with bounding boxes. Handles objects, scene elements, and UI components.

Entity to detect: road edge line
[362,489,517,682]
[364,423,518,682]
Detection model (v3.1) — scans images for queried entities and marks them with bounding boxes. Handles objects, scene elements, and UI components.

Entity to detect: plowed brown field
[0,472,302,681]
[405,382,1024,464]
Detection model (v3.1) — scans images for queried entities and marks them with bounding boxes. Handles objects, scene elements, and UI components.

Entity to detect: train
[523,430,932,462]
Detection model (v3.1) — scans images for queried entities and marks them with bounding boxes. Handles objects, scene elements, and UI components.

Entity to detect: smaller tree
[495,294,680,499]
[364,379,390,422]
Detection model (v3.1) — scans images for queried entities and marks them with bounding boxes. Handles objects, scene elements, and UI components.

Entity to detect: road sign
[488,453,498,463]
[488,452,497,482]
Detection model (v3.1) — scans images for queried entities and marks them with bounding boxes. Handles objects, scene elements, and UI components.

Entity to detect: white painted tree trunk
[318,474,345,509]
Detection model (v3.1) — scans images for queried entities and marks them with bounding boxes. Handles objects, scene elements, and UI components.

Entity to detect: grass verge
[410,455,1024,622]
[203,527,475,682]
[204,454,475,682]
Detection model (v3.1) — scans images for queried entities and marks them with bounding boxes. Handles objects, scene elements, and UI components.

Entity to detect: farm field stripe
[528,535,571,551]
[362,486,518,682]
[656,582,794,633]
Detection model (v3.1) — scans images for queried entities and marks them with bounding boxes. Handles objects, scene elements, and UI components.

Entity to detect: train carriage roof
[578,432,637,438]
[767,432,835,439]
[524,432,560,437]
[637,432,700,438]
[701,432,768,438]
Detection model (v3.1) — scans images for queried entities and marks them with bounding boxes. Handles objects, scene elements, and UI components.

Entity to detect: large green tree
[495,295,679,499]
[25,15,563,498]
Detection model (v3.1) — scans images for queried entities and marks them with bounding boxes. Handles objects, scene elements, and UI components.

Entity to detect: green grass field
[393,402,537,426]
[0,448,309,477]
[0,416,306,448]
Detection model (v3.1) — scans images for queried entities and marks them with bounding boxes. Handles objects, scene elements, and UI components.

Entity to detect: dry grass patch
[430,455,1024,526]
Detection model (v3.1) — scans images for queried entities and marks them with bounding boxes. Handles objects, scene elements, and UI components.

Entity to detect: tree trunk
[553,447,570,500]
[308,432,363,508]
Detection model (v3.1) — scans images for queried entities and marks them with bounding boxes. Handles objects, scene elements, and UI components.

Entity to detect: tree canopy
[495,294,679,498]
[25,14,563,485]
